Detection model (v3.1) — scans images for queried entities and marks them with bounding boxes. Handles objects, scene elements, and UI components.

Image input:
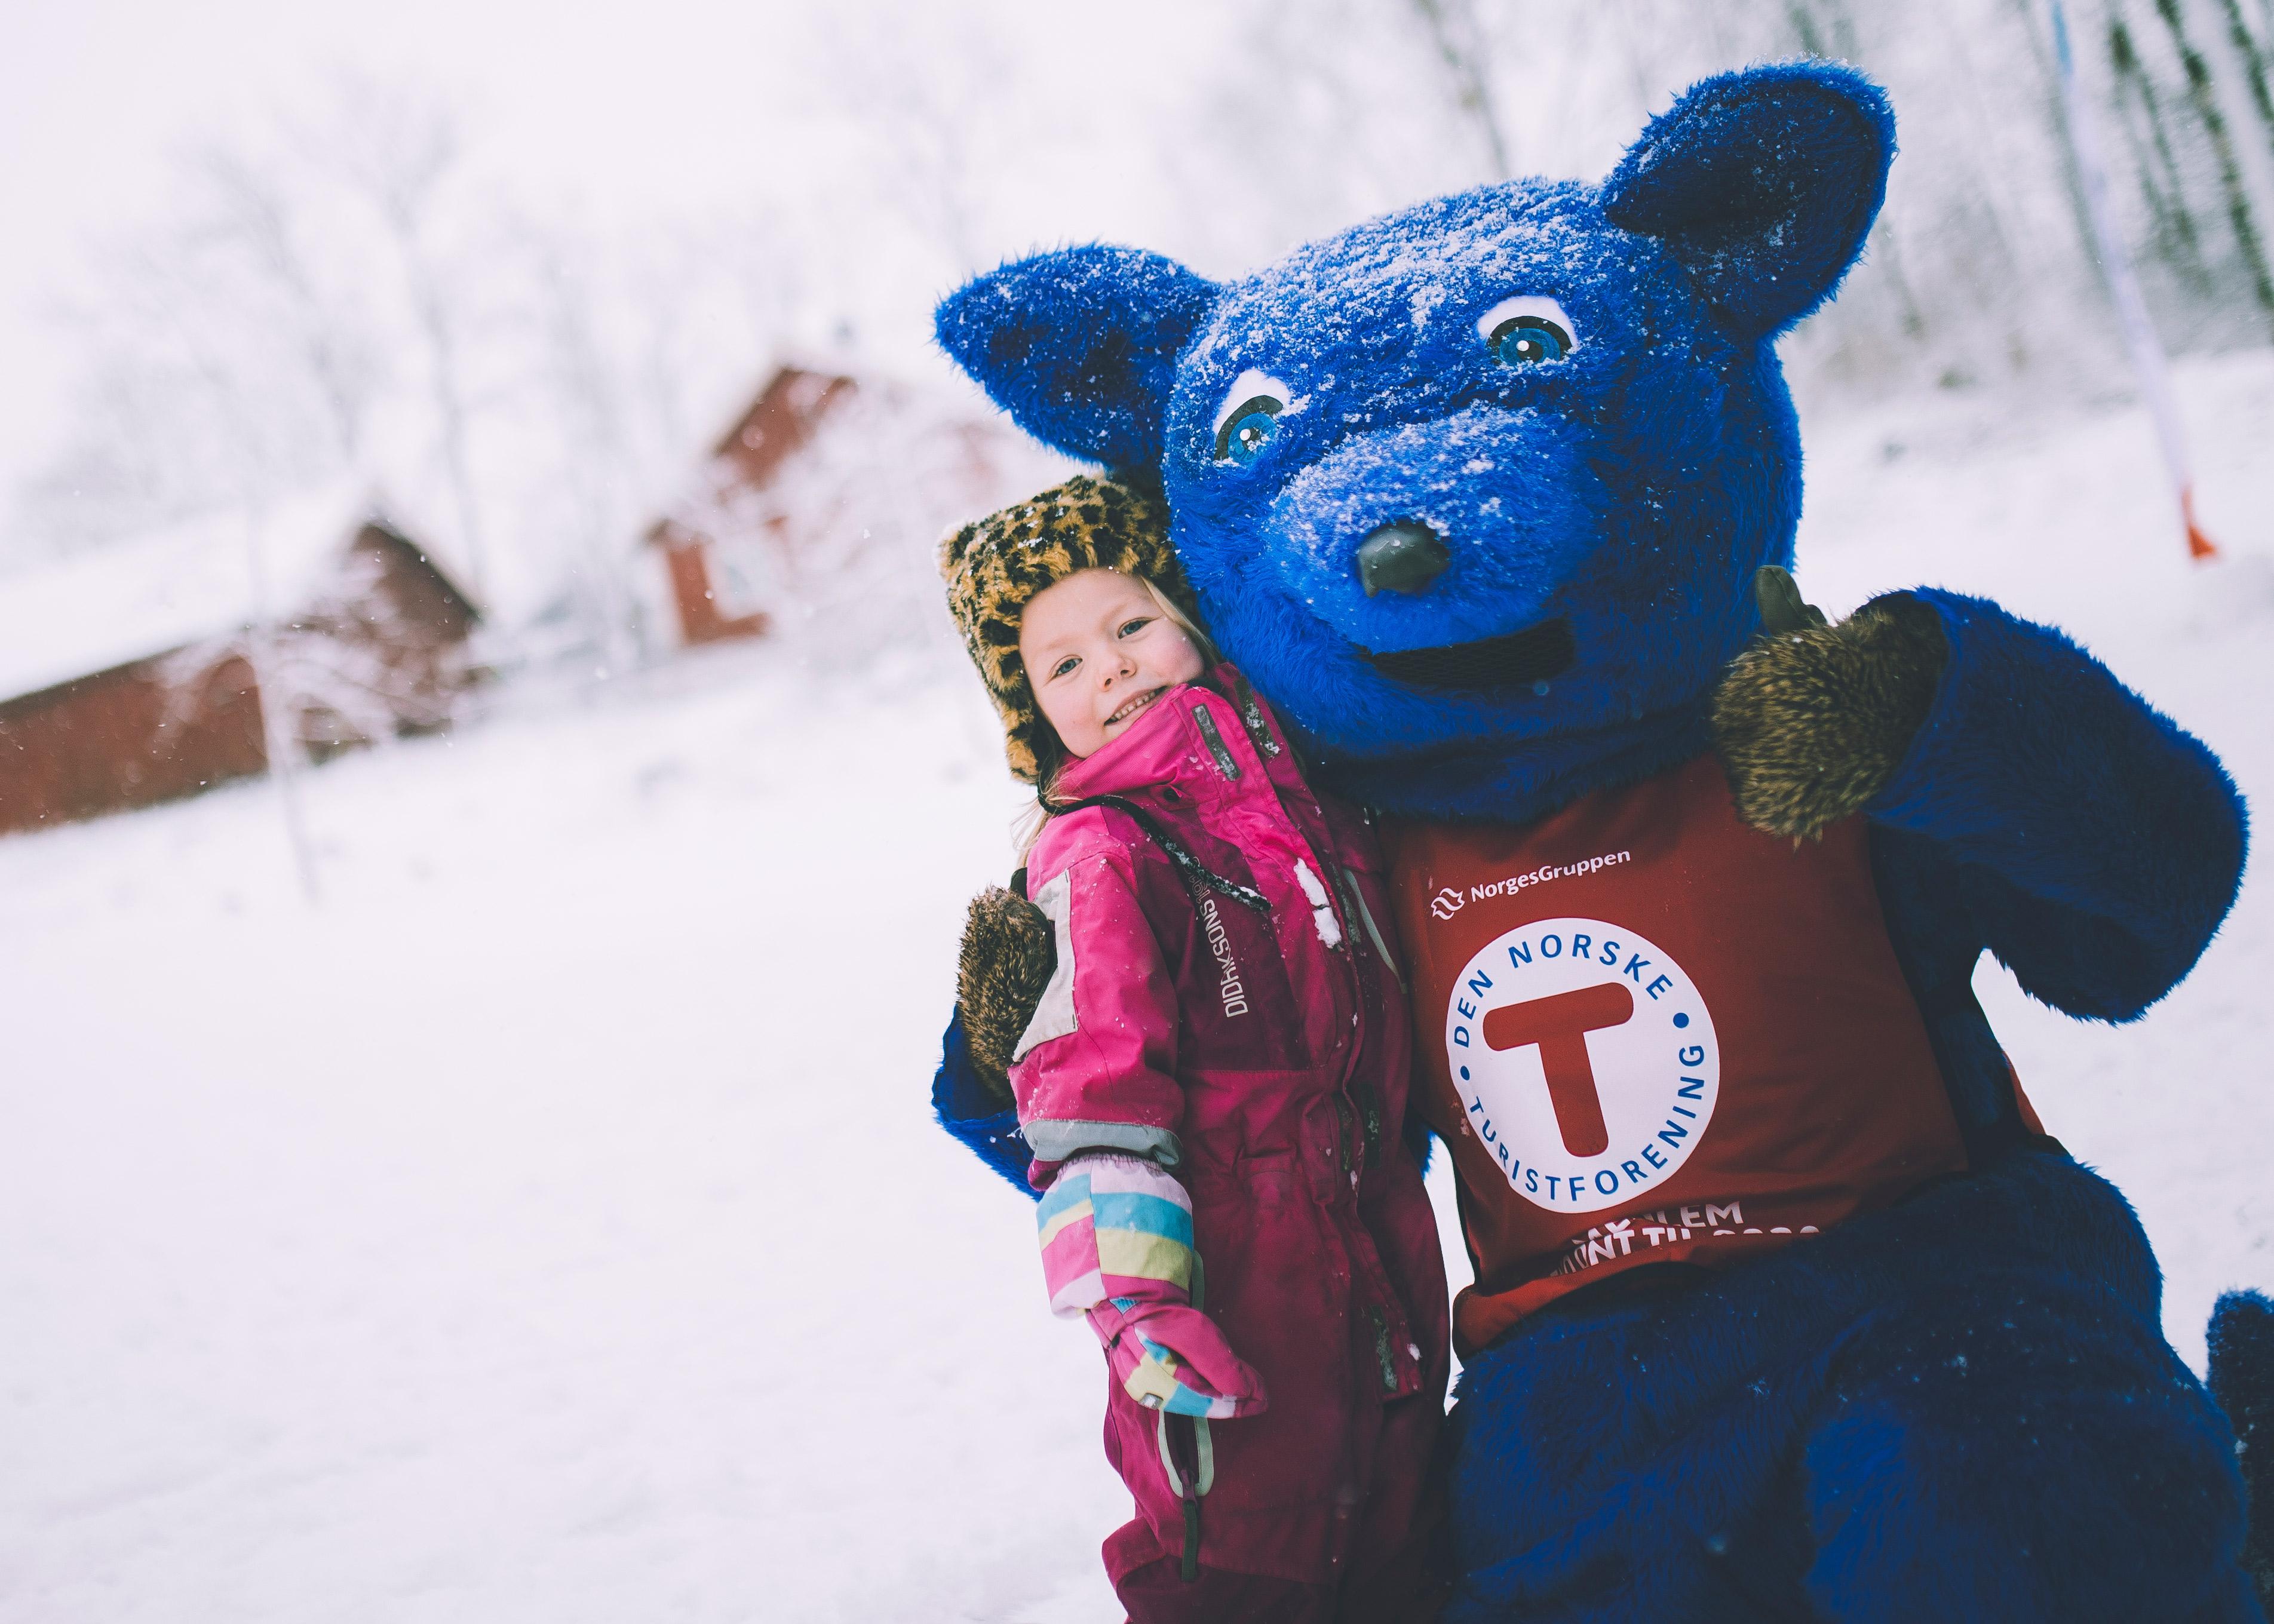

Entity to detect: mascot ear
[1601,62,1895,341]
[935,245,1219,471]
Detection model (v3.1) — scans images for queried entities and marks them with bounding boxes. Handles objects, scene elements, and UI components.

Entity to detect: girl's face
[1019,569,1206,760]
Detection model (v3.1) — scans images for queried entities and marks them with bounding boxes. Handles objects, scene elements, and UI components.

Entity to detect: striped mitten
[1036,1153,1267,1420]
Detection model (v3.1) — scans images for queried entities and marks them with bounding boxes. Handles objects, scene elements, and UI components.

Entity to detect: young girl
[940,476,1450,1623]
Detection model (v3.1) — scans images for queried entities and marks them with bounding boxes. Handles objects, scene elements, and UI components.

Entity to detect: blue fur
[932,66,1906,822]
[931,61,2262,1617]
[934,245,1216,471]
[1446,1153,2258,1622]
[1861,589,2249,1177]
[2209,1291,2274,1605]
[1866,823,2037,1165]
[1404,1115,1437,1181]
[1874,590,2248,1023]
[931,1012,1039,1199]
[1600,62,1895,340]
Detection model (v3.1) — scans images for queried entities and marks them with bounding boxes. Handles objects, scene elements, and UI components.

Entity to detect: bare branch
[1410,0,1515,180]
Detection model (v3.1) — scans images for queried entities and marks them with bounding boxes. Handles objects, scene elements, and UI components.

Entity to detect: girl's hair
[1013,575,1219,858]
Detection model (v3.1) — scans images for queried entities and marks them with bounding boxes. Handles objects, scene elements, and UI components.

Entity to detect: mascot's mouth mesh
[1364,617,1577,692]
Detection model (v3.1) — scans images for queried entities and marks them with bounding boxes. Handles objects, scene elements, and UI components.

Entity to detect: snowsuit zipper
[1235,696,1431,1427]
[1208,675,1419,1425]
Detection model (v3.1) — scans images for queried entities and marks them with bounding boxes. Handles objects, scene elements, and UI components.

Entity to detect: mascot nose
[1357,521,1451,597]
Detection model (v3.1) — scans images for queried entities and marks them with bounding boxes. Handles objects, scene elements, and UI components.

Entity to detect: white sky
[0,0,1215,526]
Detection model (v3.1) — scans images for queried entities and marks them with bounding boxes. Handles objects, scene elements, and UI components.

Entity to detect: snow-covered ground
[2,355,2271,1622]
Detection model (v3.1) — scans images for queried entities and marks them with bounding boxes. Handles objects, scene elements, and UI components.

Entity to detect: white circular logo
[1444,916,1718,1213]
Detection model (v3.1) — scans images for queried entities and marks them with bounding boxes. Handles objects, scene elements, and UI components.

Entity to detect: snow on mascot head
[938,59,2269,1622]
[938,62,1891,818]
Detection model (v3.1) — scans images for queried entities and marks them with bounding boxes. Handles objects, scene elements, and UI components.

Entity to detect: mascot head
[937,63,1894,819]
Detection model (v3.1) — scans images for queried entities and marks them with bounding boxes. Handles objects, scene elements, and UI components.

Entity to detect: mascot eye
[1476,296,1578,367]
[1210,369,1294,466]
[1490,317,1571,366]
[1215,397,1283,463]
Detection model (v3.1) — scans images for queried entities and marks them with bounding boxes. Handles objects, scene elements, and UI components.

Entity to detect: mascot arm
[1871,588,2245,1020]
[1719,586,2245,1020]
[933,1008,1039,1197]
[929,885,1057,1197]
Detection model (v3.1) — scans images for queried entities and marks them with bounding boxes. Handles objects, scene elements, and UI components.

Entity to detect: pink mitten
[1036,1153,1267,1420]
[1086,1297,1266,1419]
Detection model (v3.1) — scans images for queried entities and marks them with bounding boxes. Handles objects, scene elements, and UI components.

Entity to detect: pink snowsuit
[1009,667,1451,1621]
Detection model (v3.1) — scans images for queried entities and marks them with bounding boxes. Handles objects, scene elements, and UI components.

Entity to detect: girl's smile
[1105,686,1165,729]
[1019,569,1207,760]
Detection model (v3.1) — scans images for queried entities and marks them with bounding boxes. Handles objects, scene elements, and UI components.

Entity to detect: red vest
[1382,753,1977,1356]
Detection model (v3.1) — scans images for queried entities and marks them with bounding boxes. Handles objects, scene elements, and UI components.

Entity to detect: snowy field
[3,355,2272,1622]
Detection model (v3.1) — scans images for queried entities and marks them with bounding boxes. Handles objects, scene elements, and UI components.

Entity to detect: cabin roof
[0,481,472,704]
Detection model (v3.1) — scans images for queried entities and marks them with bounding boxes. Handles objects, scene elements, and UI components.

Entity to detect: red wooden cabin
[641,363,1057,652]
[0,487,480,838]
[646,367,853,646]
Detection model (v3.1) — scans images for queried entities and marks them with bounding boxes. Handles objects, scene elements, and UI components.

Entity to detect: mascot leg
[1444,1153,2261,1623]
[1799,1266,2259,1623]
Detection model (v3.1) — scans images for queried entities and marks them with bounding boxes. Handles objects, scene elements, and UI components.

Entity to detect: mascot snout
[1273,403,1606,662]
[1355,522,1448,596]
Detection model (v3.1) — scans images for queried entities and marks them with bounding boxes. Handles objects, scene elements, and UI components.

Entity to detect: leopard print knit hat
[940,475,1206,784]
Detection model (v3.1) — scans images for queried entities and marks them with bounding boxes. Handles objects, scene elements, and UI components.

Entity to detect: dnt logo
[1443,916,1720,1214]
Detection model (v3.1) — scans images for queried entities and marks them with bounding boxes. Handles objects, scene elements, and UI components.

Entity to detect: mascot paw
[956,885,1055,1107]
[2208,1290,2274,1605]
[1713,570,1947,840]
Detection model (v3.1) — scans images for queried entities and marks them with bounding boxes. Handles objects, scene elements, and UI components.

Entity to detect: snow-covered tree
[7,75,800,665]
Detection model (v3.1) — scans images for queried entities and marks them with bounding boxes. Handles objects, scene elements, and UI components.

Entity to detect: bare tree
[317,76,496,595]
[17,152,367,553]
[10,69,825,682]
[811,8,1022,276]
[76,265,332,900]
[186,146,379,462]
[1171,0,1491,271]
[2153,0,2274,323]
[2211,0,2274,148]
[2112,14,2218,288]
[511,219,643,678]
[1411,0,1515,179]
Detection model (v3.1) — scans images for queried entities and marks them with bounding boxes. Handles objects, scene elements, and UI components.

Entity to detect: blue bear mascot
[931,63,2272,1620]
